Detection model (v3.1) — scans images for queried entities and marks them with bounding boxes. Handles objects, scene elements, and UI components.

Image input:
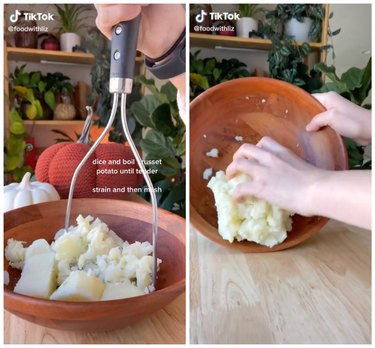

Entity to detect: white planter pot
[284,17,313,42]
[236,17,258,38]
[60,32,81,52]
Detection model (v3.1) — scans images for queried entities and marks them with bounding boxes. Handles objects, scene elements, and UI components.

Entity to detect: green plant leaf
[213,68,221,80]
[9,110,23,123]
[160,83,177,102]
[5,154,23,171]
[44,90,56,110]
[190,73,210,90]
[160,183,185,211]
[25,88,35,103]
[140,129,175,158]
[10,121,25,135]
[38,80,46,93]
[30,71,41,85]
[34,100,43,118]
[25,103,37,120]
[20,73,30,86]
[314,63,349,92]
[356,57,371,105]
[6,137,26,155]
[130,95,159,128]
[340,67,364,91]
[151,104,176,136]
[135,75,168,103]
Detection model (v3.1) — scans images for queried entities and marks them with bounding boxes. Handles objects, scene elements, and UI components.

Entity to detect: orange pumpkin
[35,113,142,199]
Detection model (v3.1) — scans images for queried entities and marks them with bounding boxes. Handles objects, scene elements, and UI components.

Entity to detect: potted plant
[268,4,324,42]
[236,4,264,38]
[10,66,74,120]
[55,4,90,52]
[190,51,250,100]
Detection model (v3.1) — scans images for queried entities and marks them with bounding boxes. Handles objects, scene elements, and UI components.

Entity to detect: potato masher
[65,16,158,290]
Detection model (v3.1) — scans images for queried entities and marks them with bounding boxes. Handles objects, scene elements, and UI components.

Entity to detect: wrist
[302,169,331,217]
[141,6,185,59]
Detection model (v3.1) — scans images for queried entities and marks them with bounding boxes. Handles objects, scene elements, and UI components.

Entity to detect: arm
[226,137,371,230]
[308,170,371,229]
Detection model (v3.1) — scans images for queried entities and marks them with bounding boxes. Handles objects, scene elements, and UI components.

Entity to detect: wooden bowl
[4,199,185,331]
[190,77,347,252]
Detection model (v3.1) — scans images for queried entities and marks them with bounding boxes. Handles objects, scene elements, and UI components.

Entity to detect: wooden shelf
[190,33,324,52]
[24,120,85,126]
[6,47,95,65]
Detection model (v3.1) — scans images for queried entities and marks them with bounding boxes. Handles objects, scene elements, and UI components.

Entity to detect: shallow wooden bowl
[190,77,347,252]
[4,199,185,331]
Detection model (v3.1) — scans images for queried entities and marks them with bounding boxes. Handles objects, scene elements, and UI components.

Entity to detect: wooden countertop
[190,220,371,344]
[5,293,185,344]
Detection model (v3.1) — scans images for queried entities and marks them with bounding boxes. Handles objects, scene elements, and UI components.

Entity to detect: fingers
[95,4,142,40]
[306,111,331,132]
[232,182,263,202]
[232,142,274,163]
[257,136,289,156]
[226,158,264,180]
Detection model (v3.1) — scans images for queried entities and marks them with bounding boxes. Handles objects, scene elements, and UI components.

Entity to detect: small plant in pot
[236,4,264,38]
[268,4,324,42]
[55,4,91,52]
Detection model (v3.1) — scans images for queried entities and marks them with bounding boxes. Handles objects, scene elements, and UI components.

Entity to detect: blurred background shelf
[23,120,85,126]
[6,47,95,65]
[190,33,325,52]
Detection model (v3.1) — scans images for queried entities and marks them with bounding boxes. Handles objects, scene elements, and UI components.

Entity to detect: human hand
[226,137,327,216]
[306,91,371,145]
[94,4,185,59]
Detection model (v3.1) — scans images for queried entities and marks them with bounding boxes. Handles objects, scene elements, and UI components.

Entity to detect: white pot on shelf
[284,17,313,42]
[236,17,258,38]
[60,32,81,52]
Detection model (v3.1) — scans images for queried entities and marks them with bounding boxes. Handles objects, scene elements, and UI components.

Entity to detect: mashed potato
[5,215,161,300]
[207,171,293,247]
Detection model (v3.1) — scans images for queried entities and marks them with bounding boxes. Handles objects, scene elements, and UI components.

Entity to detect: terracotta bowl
[190,77,347,252]
[4,199,185,331]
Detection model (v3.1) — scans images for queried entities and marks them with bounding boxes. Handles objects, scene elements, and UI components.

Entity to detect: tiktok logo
[10,10,21,23]
[195,9,207,23]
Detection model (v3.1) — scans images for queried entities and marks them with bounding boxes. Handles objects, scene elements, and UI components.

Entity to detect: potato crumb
[203,168,213,180]
[4,271,9,285]
[235,136,244,142]
[206,148,219,158]
[203,134,207,139]
[261,98,266,103]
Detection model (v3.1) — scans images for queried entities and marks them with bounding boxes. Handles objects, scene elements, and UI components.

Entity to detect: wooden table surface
[190,220,371,344]
[4,293,185,344]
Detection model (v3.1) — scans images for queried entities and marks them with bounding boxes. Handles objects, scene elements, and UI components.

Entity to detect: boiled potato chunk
[101,282,145,301]
[50,271,105,301]
[14,251,57,299]
[25,239,52,260]
[53,232,85,263]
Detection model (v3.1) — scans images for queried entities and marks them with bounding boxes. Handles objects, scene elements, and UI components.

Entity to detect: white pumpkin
[4,172,60,212]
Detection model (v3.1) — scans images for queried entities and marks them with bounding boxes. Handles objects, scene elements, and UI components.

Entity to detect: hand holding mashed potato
[227,93,371,230]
